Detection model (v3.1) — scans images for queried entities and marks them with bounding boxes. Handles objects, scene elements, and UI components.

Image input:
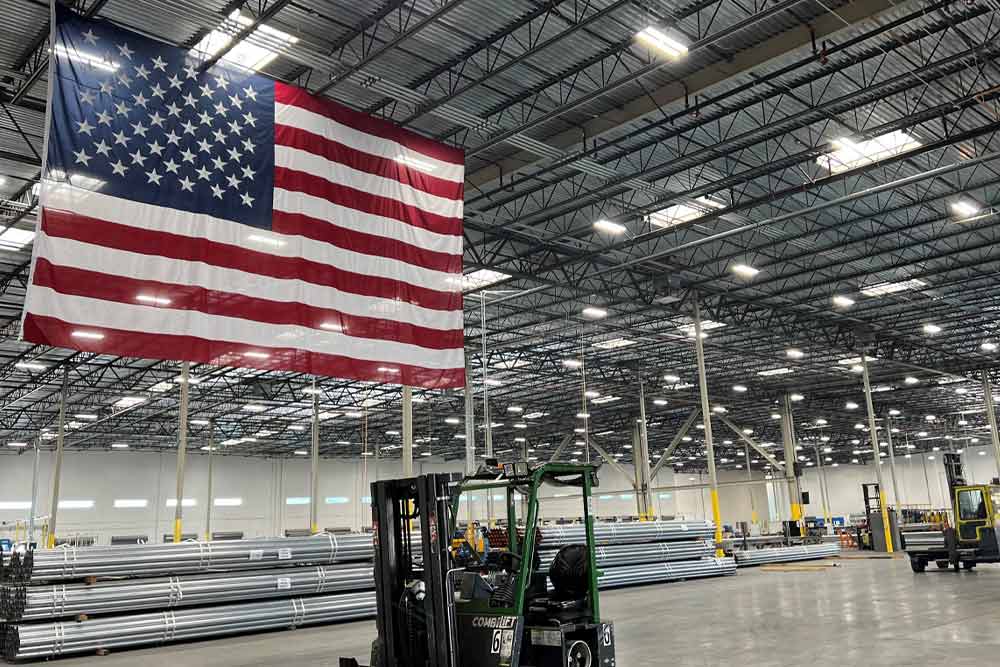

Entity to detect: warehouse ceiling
[3,0,1000,475]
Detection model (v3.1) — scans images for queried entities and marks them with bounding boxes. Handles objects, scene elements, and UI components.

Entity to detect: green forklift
[340,461,616,667]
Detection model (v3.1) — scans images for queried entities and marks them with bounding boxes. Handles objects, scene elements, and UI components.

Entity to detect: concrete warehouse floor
[51,556,1000,666]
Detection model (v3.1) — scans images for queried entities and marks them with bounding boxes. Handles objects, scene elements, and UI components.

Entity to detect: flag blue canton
[46,9,275,229]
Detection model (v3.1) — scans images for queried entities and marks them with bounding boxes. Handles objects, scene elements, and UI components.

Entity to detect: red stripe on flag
[273,167,461,238]
[275,82,465,166]
[31,258,464,350]
[23,313,466,389]
[275,124,464,201]
[271,209,461,275]
[41,208,461,313]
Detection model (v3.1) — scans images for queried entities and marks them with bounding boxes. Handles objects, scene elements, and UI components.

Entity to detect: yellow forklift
[901,452,1000,572]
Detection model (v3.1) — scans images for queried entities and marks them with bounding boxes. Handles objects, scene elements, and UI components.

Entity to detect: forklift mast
[370,473,461,667]
[943,452,966,492]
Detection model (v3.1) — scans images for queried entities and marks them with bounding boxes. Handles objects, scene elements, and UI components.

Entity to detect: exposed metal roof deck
[1,0,1000,475]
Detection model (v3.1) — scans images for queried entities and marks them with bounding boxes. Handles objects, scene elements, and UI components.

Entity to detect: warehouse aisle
[51,557,1000,666]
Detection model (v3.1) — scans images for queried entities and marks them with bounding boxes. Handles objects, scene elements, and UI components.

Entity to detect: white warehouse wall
[5,445,997,544]
[0,452,686,544]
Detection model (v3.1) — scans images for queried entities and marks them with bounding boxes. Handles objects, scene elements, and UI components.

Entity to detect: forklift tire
[370,639,382,667]
[909,557,926,573]
[936,560,949,569]
[962,561,976,571]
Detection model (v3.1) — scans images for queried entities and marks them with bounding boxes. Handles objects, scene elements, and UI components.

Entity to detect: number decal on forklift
[491,629,502,654]
[602,624,612,647]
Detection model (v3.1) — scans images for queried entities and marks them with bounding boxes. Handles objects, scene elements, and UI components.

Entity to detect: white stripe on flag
[35,232,464,331]
[27,286,466,369]
[44,185,460,293]
[275,102,465,183]
[272,188,462,256]
[275,145,463,219]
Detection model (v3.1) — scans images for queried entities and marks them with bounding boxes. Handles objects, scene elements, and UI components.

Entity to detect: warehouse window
[213,498,243,507]
[166,498,197,507]
[286,497,310,505]
[58,499,95,509]
[324,497,349,504]
[113,499,148,509]
[0,500,31,510]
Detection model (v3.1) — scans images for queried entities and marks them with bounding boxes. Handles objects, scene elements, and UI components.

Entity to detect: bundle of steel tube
[1,564,374,622]
[539,520,715,547]
[0,534,375,584]
[732,543,841,567]
[900,531,946,550]
[595,558,737,589]
[539,540,714,570]
[2,591,377,660]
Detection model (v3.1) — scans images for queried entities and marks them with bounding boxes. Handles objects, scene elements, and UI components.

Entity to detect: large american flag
[23,8,465,389]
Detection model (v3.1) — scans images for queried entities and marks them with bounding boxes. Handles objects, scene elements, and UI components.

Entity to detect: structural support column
[580,345,590,463]
[480,297,492,462]
[463,364,476,476]
[46,367,69,549]
[28,437,41,545]
[884,413,902,511]
[745,445,757,526]
[204,420,215,542]
[636,372,653,519]
[919,440,933,506]
[631,425,646,517]
[402,386,413,477]
[982,371,1000,478]
[309,380,321,534]
[813,446,832,530]
[693,299,723,557]
[860,353,894,553]
[173,361,191,543]
[779,394,804,533]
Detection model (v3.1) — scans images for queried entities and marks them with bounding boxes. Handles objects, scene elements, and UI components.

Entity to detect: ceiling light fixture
[950,200,980,219]
[635,26,689,59]
[832,295,855,308]
[731,264,759,278]
[593,219,626,235]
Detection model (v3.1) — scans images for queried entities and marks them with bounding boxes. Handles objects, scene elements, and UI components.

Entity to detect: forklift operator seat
[526,544,592,625]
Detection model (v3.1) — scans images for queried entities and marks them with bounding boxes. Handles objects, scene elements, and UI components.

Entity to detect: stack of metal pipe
[0,534,374,584]
[3,592,376,660]
[732,542,841,567]
[539,540,714,570]
[1,520,733,661]
[1,565,373,622]
[539,521,733,591]
[539,520,715,547]
[597,558,736,588]
[900,531,946,550]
